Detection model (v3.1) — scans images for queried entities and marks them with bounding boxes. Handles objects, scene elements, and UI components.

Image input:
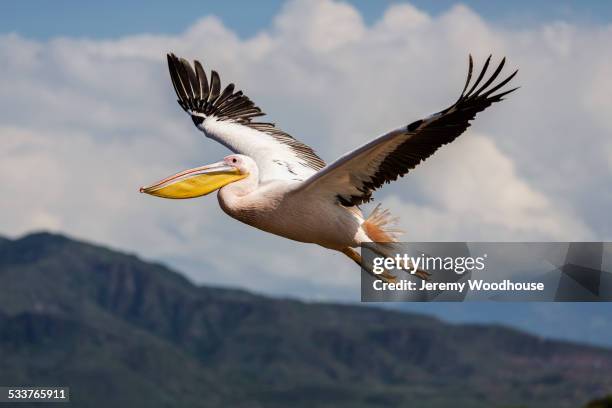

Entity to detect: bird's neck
[217,178,258,215]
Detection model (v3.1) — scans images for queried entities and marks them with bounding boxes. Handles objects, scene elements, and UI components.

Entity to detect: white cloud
[0,0,610,299]
[383,134,592,241]
[274,0,365,52]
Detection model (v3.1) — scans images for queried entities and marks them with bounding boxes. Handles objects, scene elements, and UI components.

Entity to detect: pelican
[141,53,517,282]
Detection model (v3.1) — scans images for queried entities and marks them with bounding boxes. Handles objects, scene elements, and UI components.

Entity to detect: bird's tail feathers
[361,206,430,280]
[362,204,403,243]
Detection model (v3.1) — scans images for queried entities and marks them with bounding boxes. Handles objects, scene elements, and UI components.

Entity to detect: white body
[218,179,368,250]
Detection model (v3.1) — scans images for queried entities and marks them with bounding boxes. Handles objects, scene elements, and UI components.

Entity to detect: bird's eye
[232,158,237,163]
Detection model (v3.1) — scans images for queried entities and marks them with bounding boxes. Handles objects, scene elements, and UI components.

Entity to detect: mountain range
[0,232,611,407]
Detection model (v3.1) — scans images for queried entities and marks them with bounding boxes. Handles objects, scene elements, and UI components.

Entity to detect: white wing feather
[167,53,325,183]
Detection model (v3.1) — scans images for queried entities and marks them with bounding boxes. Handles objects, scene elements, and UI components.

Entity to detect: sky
[2,1,612,346]
[3,1,612,39]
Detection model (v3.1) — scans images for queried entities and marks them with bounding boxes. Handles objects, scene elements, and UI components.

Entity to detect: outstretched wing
[167,53,325,182]
[292,55,518,206]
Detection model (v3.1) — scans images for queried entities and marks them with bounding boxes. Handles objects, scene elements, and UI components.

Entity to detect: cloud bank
[1,0,610,299]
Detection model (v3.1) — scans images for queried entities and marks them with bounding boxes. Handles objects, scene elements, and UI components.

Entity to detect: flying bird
[141,53,517,282]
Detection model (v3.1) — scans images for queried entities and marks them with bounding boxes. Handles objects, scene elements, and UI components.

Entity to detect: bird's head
[140,154,254,199]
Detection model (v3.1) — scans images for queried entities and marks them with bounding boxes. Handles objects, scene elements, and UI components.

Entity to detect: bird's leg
[341,247,362,265]
[413,267,431,281]
[341,247,397,283]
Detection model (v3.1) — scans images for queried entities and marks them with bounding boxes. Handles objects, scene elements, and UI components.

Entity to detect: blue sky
[2,0,612,40]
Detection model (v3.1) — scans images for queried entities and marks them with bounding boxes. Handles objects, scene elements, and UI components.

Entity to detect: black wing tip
[458,54,518,106]
[166,53,222,113]
[490,85,520,101]
[166,52,268,124]
[167,52,202,71]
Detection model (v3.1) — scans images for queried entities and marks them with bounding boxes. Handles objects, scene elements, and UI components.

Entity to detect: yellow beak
[140,161,247,199]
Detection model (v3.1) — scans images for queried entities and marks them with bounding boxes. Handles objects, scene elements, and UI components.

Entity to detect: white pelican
[141,53,517,282]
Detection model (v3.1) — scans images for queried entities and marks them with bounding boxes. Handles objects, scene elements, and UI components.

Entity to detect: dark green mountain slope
[0,232,610,408]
